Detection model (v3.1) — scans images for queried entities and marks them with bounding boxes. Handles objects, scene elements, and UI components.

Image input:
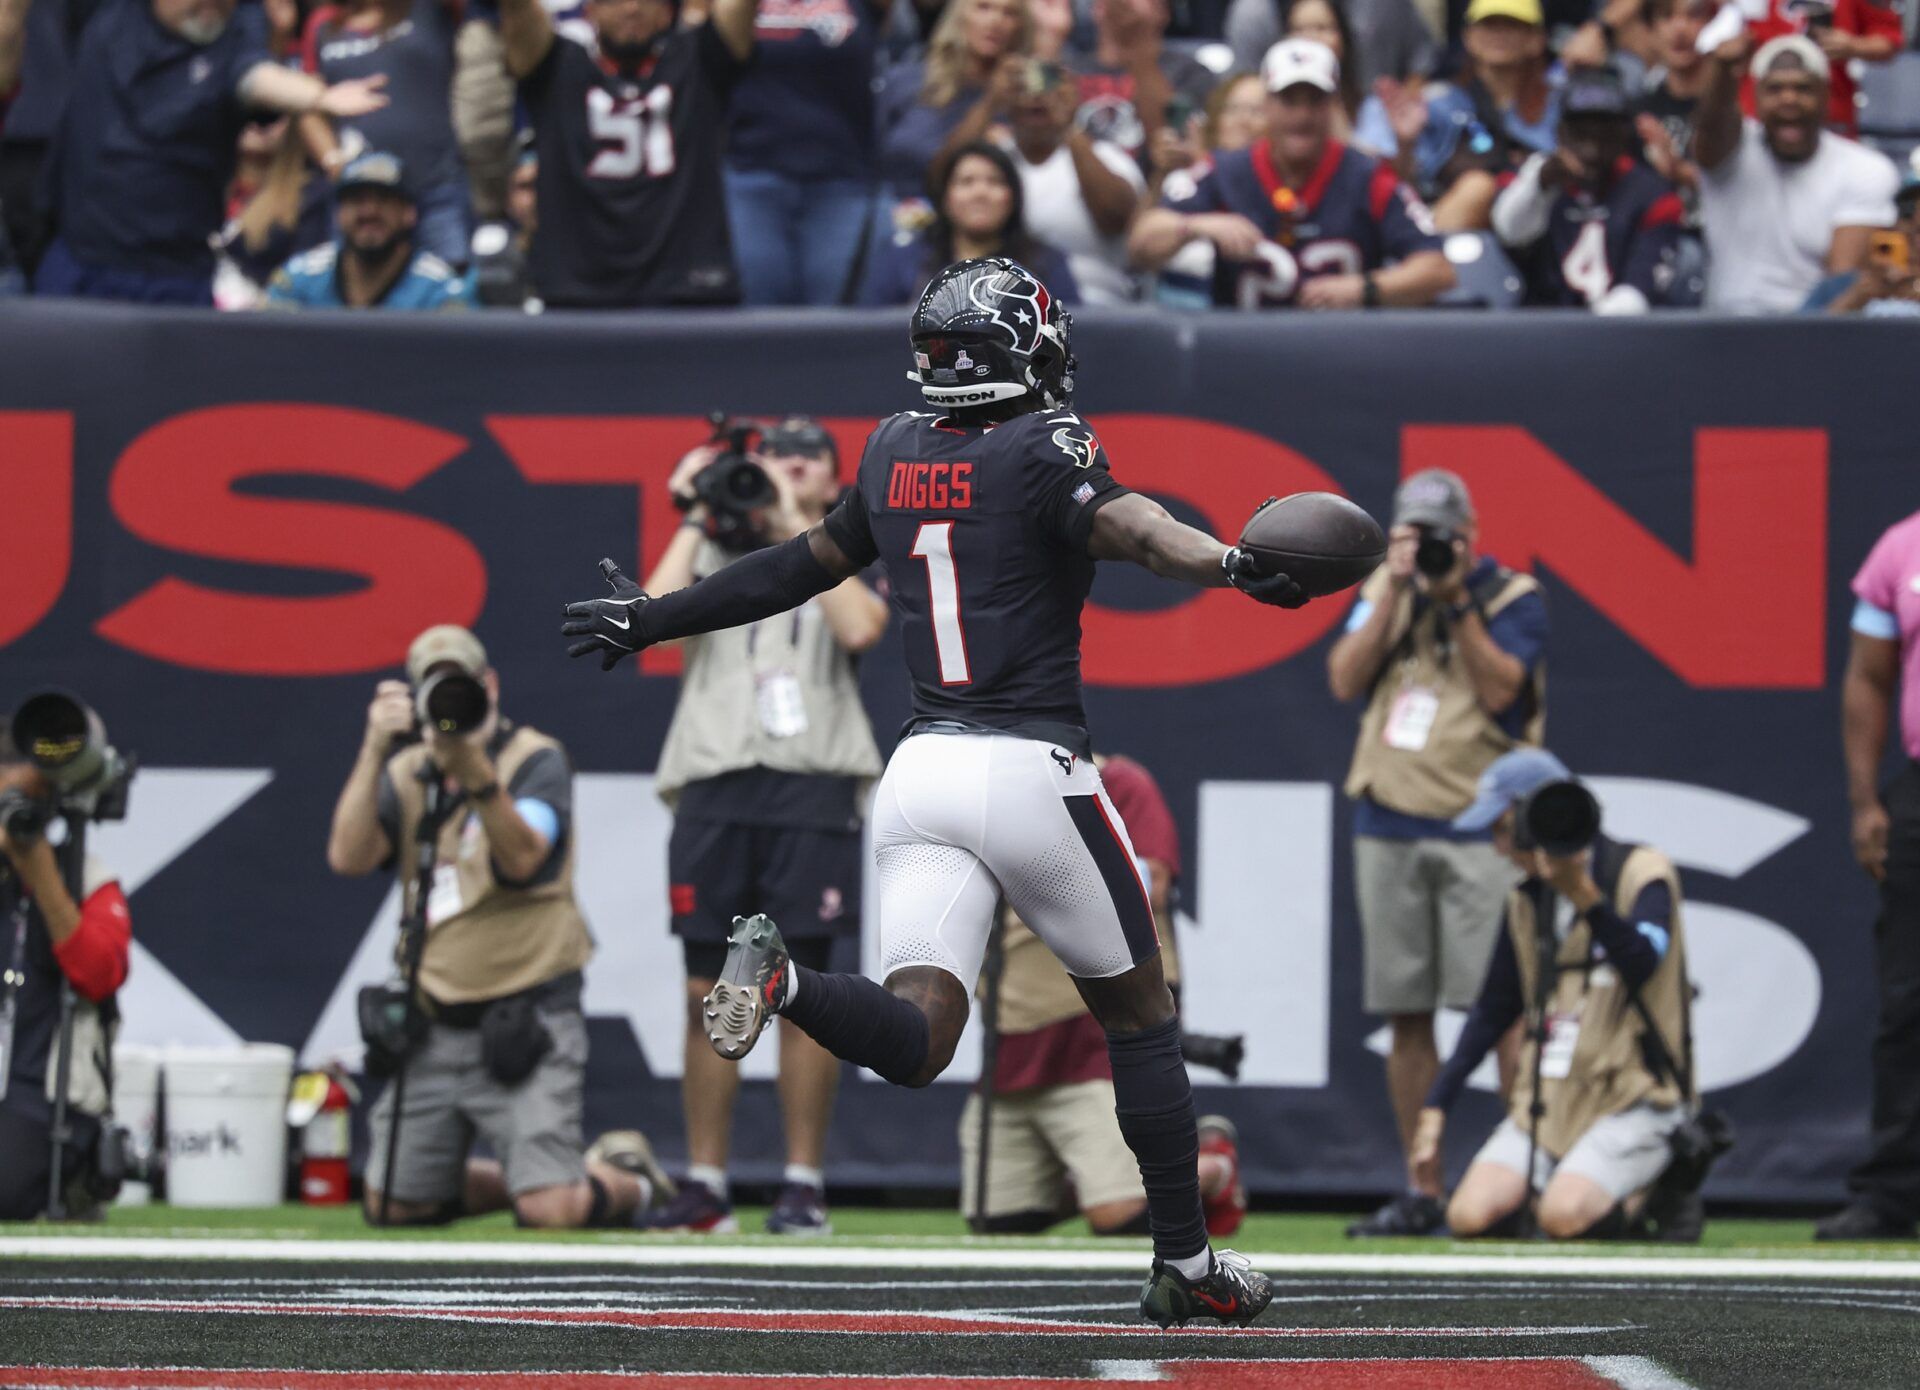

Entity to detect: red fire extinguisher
[288,1068,358,1205]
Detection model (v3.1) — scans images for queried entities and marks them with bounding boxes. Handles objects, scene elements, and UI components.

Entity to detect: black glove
[562,559,652,670]
[1223,546,1308,609]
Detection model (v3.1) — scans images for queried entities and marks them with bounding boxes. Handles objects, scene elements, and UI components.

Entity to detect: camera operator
[1409,749,1702,1242]
[0,735,131,1220]
[327,624,665,1229]
[645,416,886,1236]
[1328,467,1548,1238]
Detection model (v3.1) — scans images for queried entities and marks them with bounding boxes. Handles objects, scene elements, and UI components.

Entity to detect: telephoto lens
[1414,527,1458,579]
[1521,780,1601,857]
[416,671,490,737]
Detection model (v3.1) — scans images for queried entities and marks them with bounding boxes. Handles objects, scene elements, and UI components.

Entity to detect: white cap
[1261,37,1340,95]
[1751,32,1830,83]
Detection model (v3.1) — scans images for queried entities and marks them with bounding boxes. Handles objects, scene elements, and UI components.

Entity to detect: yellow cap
[1466,0,1543,23]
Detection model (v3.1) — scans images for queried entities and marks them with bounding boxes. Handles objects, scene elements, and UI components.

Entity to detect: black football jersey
[520,26,743,308]
[823,409,1130,756]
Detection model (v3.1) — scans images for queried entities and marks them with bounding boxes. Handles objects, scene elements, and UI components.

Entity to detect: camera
[1414,525,1460,580]
[1514,779,1601,857]
[9,691,134,824]
[0,786,51,846]
[1180,1030,1245,1082]
[684,413,777,552]
[415,669,489,738]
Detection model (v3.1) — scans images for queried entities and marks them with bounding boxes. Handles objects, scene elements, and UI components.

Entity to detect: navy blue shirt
[875,61,977,202]
[50,0,270,276]
[303,0,463,196]
[727,0,876,182]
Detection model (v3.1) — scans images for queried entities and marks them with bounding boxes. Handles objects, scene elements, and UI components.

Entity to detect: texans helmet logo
[963,267,1050,355]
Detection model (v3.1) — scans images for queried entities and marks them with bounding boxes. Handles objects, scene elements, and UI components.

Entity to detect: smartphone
[1023,60,1065,95]
[1871,229,1910,270]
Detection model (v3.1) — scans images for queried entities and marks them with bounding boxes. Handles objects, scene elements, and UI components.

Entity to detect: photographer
[1329,468,1548,1237]
[0,734,131,1221]
[327,625,663,1229]
[1410,749,1700,1242]
[646,417,886,1236]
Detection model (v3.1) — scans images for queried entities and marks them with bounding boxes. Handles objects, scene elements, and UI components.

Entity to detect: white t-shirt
[1699,120,1899,314]
[1003,136,1146,306]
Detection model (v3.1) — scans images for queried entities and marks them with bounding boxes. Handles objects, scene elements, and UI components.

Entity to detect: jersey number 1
[911,521,971,685]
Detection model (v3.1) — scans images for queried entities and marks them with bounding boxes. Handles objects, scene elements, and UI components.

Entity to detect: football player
[1490,68,1694,312]
[565,258,1306,1327]
[1128,39,1454,310]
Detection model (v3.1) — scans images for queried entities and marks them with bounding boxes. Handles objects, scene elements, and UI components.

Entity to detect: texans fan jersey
[520,26,745,307]
[1161,140,1442,308]
[1526,160,1686,308]
[823,409,1129,757]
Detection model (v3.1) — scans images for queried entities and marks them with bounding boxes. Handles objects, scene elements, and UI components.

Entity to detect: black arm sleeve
[1426,918,1525,1113]
[1584,880,1672,990]
[638,532,841,644]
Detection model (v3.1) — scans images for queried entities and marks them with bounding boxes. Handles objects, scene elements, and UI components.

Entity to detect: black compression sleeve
[639,533,839,643]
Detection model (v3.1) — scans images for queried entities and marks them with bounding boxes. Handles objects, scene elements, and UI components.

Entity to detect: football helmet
[908,258,1075,411]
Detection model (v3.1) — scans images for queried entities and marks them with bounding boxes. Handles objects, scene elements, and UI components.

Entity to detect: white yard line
[5,1235,1920,1282]
[1583,1354,1701,1390]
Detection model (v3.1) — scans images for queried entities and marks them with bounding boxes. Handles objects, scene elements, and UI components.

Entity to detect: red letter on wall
[0,412,72,648]
[98,406,485,675]
[1404,426,1826,688]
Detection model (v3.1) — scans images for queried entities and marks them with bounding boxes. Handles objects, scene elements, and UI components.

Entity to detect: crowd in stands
[0,0,1915,313]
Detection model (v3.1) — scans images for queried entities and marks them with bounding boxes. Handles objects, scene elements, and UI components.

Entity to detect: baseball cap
[338,151,413,201]
[1392,468,1474,529]
[1751,33,1831,83]
[406,625,487,685]
[1453,748,1573,833]
[1562,67,1631,120]
[761,415,839,468]
[1465,0,1544,23]
[1261,38,1341,95]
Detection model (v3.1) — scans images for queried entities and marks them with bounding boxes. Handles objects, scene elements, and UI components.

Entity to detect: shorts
[669,818,863,944]
[871,732,1158,992]
[1471,1103,1687,1199]
[1355,835,1516,1014]
[365,1006,588,1204]
[958,1079,1144,1220]
[683,934,835,983]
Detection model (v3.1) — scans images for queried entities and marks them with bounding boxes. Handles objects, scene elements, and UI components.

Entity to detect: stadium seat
[1858,52,1920,136]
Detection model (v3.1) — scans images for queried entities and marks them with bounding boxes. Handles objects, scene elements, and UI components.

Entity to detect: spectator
[1226,0,1438,100]
[1281,0,1362,133]
[499,0,758,308]
[876,0,1032,211]
[33,0,388,306]
[266,151,475,309]
[1742,0,1899,139]
[215,117,332,309]
[1030,0,1076,56]
[1002,58,1143,301]
[0,0,77,279]
[1129,38,1454,308]
[1633,0,1714,206]
[468,143,538,308]
[724,0,884,305]
[1327,469,1547,1239]
[1490,67,1691,311]
[1804,178,1920,315]
[860,139,1080,303]
[1066,0,1215,164]
[0,0,27,292]
[1355,0,1561,232]
[1206,68,1269,150]
[1695,33,1898,313]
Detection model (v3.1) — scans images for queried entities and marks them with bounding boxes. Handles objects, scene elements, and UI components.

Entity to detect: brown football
[1237,492,1386,598]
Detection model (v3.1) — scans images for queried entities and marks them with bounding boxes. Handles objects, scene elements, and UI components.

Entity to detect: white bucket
[111,1044,163,1207]
[161,1043,295,1208]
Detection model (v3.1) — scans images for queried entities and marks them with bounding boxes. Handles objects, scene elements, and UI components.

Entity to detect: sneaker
[1139,1248,1272,1328]
[1345,1192,1446,1238]
[765,1181,832,1236]
[704,914,790,1061]
[1814,1201,1917,1242]
[1197,1115,1247,1239]
[586,1129,677,1209]
[638,1178,738,1234]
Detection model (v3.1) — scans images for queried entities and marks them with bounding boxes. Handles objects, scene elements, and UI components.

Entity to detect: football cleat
[586,1129,677,1209]
[637,1178,738,1234]
[1140,1248,1272,1328]
[703,914,790,1061]
[765,1181,832,1236]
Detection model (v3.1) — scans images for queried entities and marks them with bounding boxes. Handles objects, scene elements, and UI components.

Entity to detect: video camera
[1512,779,1601,858]
[0,691,135,845]
[682,412,778,553]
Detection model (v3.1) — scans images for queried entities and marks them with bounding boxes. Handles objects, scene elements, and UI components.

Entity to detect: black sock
[1106,1016,1208,1265]
[782,965,930,1086]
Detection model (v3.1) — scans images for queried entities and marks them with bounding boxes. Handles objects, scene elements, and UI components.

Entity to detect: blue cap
[1453,748,1573,832]
[338,151,411,201]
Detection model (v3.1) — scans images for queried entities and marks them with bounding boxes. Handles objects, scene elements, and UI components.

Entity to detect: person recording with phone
[1408,748,1717,1243]
[0,711,132,1221]
[327,624,668,1230]
[1329,468,1548,1238]
[1804,177,1920,316]
[644,416,886,1237]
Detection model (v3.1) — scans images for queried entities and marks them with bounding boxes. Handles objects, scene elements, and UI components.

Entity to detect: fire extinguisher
[287,1068,359,1205]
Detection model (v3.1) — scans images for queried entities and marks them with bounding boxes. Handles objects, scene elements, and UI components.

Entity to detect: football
[1237,492,1387,598]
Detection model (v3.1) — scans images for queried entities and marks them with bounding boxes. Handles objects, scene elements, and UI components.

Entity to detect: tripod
[1521,880,1559,1228]
[45,816,92,1221]
[377,769,449,1228]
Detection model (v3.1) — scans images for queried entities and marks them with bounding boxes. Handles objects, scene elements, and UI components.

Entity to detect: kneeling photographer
[1410,749,1724,1242]
[0,696,133,1221]
[645,416,886,1236]
[327,625,667,1229]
